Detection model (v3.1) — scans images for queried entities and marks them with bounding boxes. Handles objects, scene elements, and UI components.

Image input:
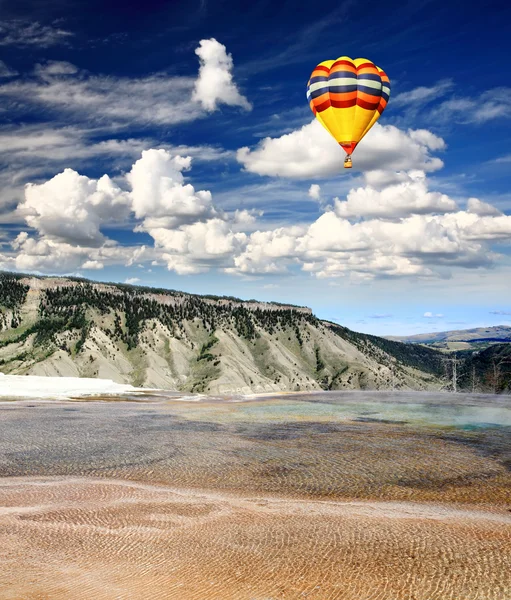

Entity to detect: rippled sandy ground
[0,391,510,599]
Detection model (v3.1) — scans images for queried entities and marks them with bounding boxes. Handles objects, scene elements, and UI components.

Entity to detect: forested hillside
[0,272,449,394]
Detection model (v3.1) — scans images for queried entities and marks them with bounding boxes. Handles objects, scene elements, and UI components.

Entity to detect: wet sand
[0,391,510,599]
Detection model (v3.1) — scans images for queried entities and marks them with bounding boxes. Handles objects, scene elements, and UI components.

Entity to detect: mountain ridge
[0,271,449,394]
[387,325,511,345]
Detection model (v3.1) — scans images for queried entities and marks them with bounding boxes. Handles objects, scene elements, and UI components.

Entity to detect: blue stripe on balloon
[357,84,382,97]
[328,70,357,79]
[310,87,330,99]
[328,85,358,93]
[357,73,382,82]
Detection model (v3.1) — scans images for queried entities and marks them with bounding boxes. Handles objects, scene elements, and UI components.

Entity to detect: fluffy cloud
[128,149,217,229]
[308,184,321,200]
[0,123,236,215]
[127,149,249,274]
[0,128,163,213]
[424,312,444,318]
[193,38,251,112]
[7,148,249,276]
[232,116,511,279]
[334,170,457,219]
[19,169,131,246]
[5,144,511,282]
[451,212,511,241]
[226,226,304,276]
[82,260,104,270]
[157,219,247,275]
[9,233,126,274]
[237,120,445,178]
[228,203,511,279]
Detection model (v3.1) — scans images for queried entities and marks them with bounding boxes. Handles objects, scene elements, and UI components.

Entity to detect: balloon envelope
[306,56,390,157]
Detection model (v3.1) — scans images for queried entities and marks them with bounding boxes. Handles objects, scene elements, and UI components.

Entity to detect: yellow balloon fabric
[306,56,390,156]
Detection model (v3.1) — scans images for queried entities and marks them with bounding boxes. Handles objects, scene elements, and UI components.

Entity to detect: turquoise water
[177,396,511,429]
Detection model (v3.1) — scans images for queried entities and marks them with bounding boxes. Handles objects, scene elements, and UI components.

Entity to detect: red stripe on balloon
[314,98,331,112]
[356,98,379,110]
[330,99,357,108]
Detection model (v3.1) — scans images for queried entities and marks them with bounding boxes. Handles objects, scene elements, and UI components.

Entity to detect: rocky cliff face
[0,273,444,394]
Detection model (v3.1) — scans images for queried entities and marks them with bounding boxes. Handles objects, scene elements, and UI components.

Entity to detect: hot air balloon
[306,57,390,168]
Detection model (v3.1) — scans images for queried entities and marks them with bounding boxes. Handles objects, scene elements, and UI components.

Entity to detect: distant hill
[387,325,511,352]
[0,272,444,394]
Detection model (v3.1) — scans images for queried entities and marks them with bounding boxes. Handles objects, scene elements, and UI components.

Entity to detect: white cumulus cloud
[5,145,511,283]
[237,121,445,178]
[229,203,511,280]
[334,170,457,219]
[193,38,251,112]
[19,169,131,246]
[128,148,217,229]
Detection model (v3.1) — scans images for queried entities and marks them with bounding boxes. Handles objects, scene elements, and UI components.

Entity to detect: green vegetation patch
[198,335,219,362]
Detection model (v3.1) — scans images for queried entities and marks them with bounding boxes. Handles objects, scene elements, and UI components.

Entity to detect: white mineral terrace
[0,374,145,399]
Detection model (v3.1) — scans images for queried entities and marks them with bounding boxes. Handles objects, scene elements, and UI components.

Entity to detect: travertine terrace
[0,390,510,599]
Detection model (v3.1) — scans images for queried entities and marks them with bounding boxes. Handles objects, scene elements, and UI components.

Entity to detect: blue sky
[0,0,510,336]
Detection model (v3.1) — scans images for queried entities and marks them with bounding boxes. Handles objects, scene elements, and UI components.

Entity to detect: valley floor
[0,390,510,599]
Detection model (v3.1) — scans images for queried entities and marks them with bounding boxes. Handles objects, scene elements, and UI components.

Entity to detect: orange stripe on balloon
[311,91,331,106]
[331,63,356,74]
[329,91,358,100]
[356,90,380,104]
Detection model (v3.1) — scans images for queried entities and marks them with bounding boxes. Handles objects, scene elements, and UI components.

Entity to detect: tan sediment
[0,477,510,600]
[0,393,510,598]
